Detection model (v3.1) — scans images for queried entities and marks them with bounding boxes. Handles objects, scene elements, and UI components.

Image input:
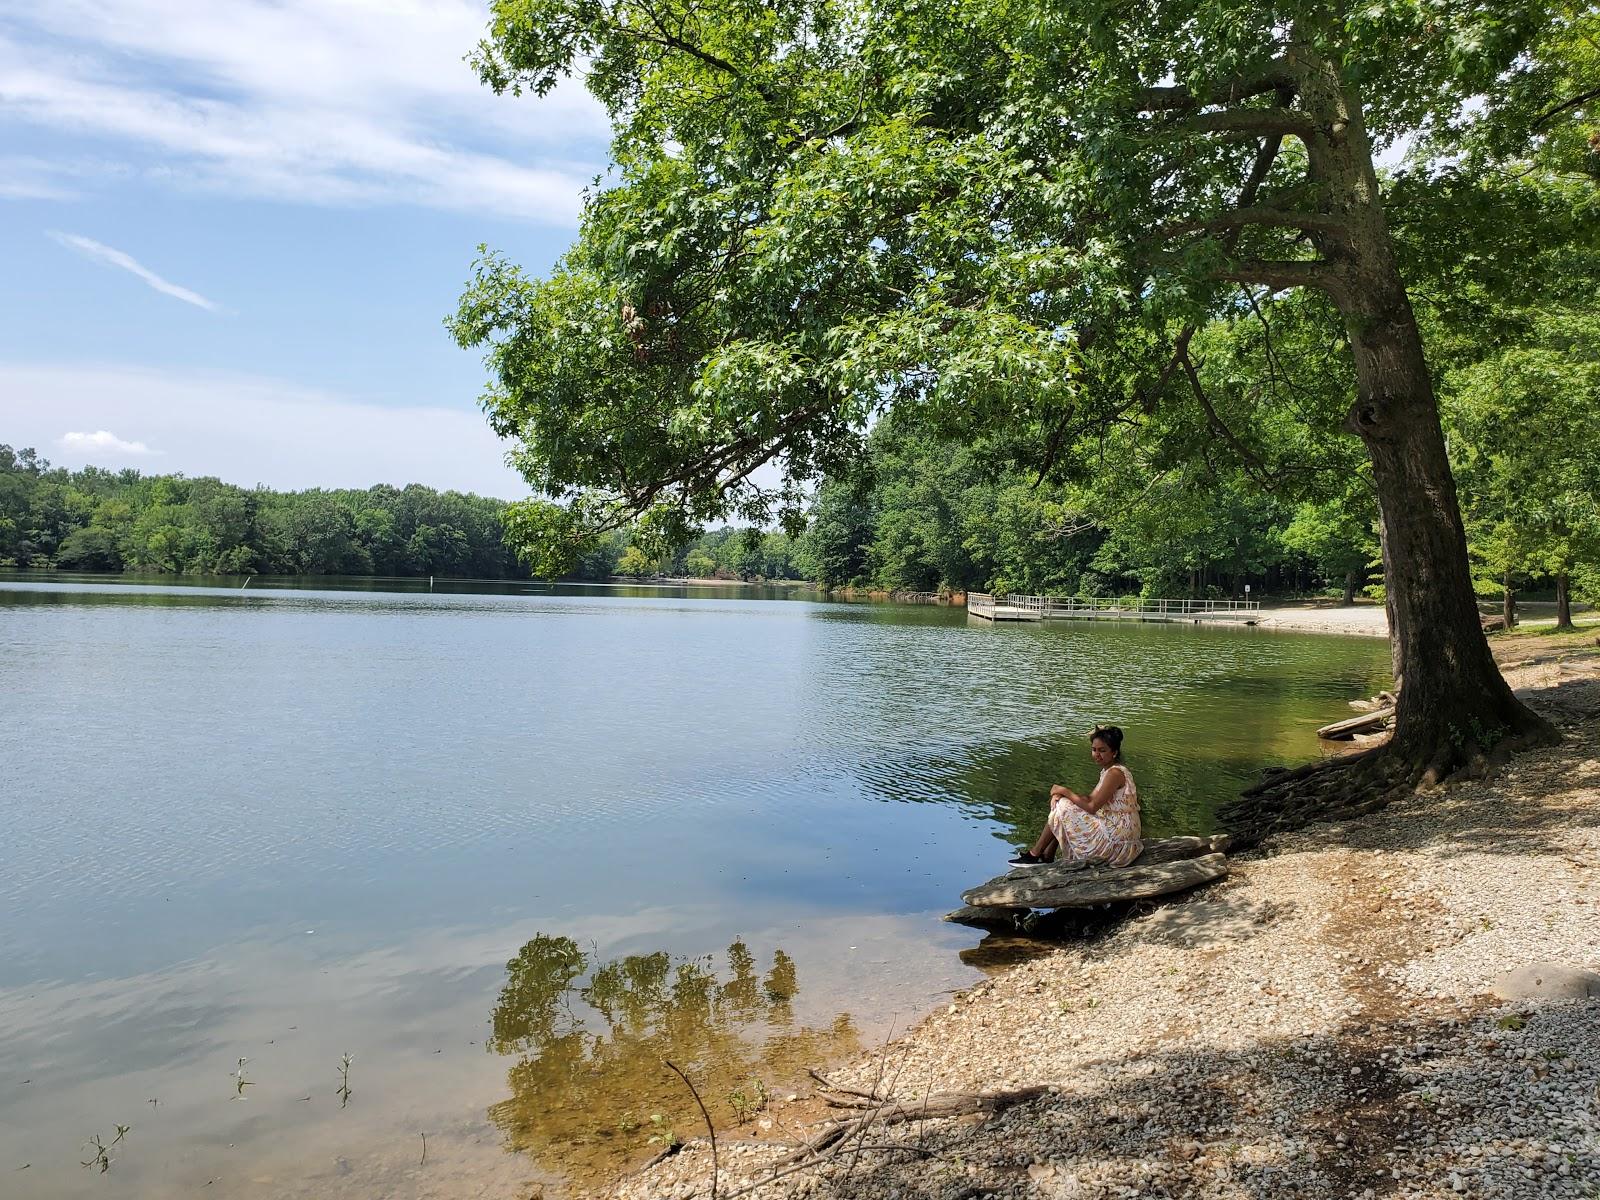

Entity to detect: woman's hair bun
[1090,724,1124,754]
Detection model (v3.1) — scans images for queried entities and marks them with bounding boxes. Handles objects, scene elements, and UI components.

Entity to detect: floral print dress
[1047,764,1142,867]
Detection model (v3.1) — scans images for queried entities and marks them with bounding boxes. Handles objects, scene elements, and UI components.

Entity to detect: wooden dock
[967,592,1261,625]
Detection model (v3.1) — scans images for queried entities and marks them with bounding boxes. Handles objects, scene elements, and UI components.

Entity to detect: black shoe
[1007,851,1046,867]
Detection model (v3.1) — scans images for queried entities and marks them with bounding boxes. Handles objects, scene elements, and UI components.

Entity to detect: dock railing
[1032,595,1259,617]
[969,593,1260,619]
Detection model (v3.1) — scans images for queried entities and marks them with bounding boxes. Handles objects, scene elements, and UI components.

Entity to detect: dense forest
[7,419,1593,608]
[0,446,524,579]
[0,444,808,583]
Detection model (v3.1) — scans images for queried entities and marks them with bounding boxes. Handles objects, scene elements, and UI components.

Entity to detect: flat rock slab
[1492,962,1600,1002]
[942,905,1026,930]
[960,835,1232,911]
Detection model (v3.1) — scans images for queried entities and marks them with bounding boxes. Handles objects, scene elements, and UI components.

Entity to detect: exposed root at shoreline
[1221,712,1562,849]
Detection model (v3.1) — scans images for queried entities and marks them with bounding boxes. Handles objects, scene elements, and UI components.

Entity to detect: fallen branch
[775,1085,1050,1165]
[719,1141,937,1200]
[806,1068,885,1101]
[666,1061,719,1200]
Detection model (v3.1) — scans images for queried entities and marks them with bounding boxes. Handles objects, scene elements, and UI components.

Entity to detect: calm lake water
[0,576,1390,1198]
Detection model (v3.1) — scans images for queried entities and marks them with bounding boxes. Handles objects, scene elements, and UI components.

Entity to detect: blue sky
[0,0,611,497]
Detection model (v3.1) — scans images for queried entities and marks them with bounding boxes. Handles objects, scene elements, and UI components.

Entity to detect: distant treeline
[11,432,1587,604]
[0,445,804,582]
[0,440,1378,596]
[0,445,523,578]
[795,416,1377,601]
[572,525,806,582]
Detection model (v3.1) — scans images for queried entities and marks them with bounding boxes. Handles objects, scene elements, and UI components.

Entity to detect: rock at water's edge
[962,851,1229,910]
[1491,962,1600,1002]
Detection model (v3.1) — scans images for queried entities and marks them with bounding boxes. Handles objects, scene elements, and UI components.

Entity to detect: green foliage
[0,446,526,579]
[1407,166,1600,608]
[616,543,659,576]
[455,0,1584,583]
[1447,308,1600,603]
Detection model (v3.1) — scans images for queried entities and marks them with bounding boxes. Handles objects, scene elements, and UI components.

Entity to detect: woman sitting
[1008,725,1142,868]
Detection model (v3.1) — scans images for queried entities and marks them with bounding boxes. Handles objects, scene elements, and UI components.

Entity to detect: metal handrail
[967,592,1261,616]
[1017,594,1260,615]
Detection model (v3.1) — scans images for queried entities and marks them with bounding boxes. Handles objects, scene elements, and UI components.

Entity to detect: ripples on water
[0,577,1390,1197]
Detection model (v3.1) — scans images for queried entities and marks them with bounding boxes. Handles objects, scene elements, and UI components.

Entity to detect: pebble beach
[615,647,1600,1200]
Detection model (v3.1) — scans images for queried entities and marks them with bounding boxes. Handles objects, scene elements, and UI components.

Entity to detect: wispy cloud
[0,1,607,222]
[60,429,159,456]
[49,232,219,310]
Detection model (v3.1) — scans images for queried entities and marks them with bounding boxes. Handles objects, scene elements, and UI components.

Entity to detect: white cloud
[0,155,73,198]
[60,429,159,457]
[0,1,607,221]
[1,362,526,496]
[50,232,220,310]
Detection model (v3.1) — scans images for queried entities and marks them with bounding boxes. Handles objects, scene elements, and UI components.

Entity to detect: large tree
[454,0,1592,802]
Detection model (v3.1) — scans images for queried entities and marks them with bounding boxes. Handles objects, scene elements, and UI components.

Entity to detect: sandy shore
[1254,603,1391,638]
[1252,601,1595,640]
[618,651,1600,1200]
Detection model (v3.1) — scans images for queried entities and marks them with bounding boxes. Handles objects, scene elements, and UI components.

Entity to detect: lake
[0,576,1390,1197]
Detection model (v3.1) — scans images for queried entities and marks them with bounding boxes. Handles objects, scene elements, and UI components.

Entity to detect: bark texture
[1216,46,1558,841]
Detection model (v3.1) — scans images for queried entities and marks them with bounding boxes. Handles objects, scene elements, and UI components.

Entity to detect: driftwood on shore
[1316,706,1395,740]
[949,834,1231,924]
[776,1084,1052,1166]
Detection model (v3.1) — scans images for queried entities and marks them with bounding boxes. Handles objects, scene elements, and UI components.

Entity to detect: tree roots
[1220,715,1560,849]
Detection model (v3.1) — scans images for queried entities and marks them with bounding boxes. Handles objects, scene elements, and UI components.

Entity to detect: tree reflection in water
[487,934,858,1187]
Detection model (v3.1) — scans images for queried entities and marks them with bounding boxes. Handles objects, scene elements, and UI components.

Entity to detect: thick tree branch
[1117,125,1293,449]
[1204,258,1342,292]
[1135,62,1300,112]
[1163,108,1319,141]
[1157,205,1351,240]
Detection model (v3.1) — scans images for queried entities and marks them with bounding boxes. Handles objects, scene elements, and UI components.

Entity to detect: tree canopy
[456,0,1597,796]
[455,0,1587,552]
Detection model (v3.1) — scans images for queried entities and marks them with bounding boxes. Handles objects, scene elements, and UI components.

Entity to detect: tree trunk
[1555,571,1574,630]
[1502,571,1517,630]
[1342,569,1358,607]
[1297,54,1555,780]
[1376,515,1403,685]
[1342,279,1552,774]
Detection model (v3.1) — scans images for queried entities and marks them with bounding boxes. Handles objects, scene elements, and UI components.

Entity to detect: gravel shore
[618,654,1600,1200]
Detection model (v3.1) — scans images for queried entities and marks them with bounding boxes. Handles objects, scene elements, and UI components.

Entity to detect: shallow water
[0,576,1390,1196]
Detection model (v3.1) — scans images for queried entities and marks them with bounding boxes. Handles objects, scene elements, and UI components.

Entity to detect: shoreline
[614,639,1600,1200]
[1253,603,1391,638]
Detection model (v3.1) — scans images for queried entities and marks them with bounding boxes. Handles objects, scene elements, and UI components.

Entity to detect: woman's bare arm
[1070,766,1125,814]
